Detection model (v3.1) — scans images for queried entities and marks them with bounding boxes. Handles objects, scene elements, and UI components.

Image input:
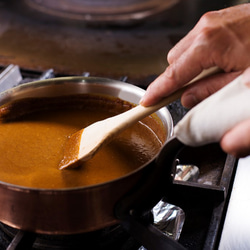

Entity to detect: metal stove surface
[0,0,247,86]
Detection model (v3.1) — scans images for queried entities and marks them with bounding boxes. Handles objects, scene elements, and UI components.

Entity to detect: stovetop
[0,65,238,250]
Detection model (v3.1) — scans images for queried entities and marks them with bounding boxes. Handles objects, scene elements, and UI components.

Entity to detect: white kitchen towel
[174,75,250,146]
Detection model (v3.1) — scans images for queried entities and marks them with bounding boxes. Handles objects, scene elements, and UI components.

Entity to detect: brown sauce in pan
[0,94,167,189]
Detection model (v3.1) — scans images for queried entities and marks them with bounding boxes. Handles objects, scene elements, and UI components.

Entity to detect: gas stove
[0,64,237,250]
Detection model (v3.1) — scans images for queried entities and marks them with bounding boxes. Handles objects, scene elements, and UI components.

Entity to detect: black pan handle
[115,137,184,216]
[115,137,185,249]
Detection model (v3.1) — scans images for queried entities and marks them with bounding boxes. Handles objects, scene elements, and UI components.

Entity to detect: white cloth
[174,75,250,146]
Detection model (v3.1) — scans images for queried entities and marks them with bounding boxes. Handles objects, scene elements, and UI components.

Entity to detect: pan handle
[115,137,184,216]
[115,137,185,249]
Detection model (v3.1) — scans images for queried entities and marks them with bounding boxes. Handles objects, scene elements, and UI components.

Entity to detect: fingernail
[140,95,145,105]
[140,92,150,106]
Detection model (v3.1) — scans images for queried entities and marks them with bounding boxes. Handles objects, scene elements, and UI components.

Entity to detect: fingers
[140,57,205,107]
[167,28,196,65]
[221,119,250,158]
[181,71,242,108]
[141,4,250,108]
[168,6,250,72]
[140,69,173,106]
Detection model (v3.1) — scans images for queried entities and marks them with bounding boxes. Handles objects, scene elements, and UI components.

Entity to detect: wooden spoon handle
[59,66,222,168]
[141,66,222,114]
[110,66,221,129]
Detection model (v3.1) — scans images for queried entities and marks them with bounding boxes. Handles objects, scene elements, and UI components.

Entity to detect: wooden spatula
[59,67,220,170]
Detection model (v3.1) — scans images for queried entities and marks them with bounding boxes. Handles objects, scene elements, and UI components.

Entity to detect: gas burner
[24,0,179,25]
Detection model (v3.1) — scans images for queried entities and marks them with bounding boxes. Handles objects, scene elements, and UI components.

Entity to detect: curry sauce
[0,94,166,189]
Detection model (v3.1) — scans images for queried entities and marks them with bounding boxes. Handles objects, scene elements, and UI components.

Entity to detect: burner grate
[1,223,140,250]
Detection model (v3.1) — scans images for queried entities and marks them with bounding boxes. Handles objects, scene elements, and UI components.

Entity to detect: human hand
[141,4,250,108]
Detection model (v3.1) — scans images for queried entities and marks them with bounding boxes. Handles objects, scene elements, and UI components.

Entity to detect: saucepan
[3,73,247,249]
[0,76,177,240]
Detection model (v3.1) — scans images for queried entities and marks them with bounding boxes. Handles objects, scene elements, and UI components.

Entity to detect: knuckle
[199,10,219,26]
